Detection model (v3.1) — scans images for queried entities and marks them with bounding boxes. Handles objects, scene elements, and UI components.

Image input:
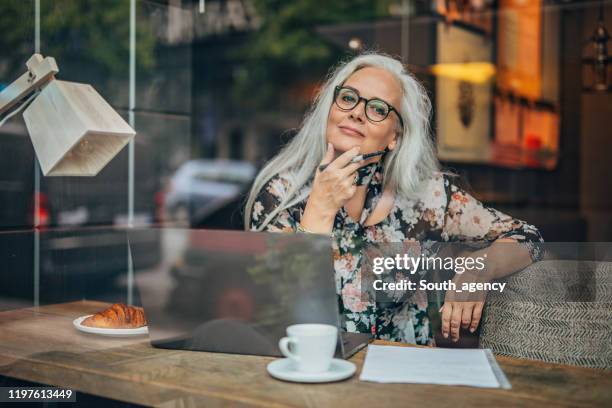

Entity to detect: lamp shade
[23,80,135,176]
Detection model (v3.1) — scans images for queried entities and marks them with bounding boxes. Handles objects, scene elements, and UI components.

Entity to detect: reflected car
[163,159,256,228]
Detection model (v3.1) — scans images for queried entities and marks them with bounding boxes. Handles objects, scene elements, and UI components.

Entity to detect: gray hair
[244,52,440,231]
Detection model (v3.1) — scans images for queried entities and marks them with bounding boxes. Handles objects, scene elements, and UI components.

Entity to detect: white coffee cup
[278,324,338,373]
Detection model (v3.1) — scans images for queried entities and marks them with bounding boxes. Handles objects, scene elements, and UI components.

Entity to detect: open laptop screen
[129,228,340,356]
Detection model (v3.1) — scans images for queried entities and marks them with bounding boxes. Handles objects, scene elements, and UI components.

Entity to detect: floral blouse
[249,160,543,345]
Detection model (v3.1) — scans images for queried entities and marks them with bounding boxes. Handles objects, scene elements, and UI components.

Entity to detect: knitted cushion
[479,260,612,369]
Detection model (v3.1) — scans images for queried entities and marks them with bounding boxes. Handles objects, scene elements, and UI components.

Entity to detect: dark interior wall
[580,3,612,240]
[534,4,581,211]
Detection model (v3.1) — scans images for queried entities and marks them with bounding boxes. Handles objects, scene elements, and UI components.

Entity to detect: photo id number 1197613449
[0,387,76,403]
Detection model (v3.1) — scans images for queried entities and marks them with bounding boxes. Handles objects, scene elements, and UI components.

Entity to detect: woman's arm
[471,238,535,280]
[442,182,544,249]
[440,181,544,341]
[300,197,338,234]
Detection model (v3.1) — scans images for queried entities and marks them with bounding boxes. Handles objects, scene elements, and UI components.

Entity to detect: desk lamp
[0,53,135,176]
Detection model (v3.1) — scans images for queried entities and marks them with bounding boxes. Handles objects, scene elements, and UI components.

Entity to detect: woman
[244,53,542,345]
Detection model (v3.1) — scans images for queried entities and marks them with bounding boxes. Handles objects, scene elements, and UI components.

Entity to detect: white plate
[73,315,149,337]
[267,358,356,383]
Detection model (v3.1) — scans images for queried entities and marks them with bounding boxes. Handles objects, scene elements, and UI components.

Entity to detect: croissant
[82,303,147,329]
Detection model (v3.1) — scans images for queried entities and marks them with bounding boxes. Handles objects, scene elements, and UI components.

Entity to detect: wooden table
[0,301,609,407]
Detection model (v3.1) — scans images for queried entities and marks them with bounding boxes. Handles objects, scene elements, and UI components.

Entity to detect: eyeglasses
[334,86,404,129]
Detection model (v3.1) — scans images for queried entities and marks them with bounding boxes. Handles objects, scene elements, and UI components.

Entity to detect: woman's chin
[329,137,363,153]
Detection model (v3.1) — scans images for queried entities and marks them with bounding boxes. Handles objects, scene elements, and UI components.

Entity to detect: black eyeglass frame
[333,85,405,129]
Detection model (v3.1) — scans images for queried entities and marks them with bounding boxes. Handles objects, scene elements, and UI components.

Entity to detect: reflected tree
[0,0,155,83]
[230,0,396,108]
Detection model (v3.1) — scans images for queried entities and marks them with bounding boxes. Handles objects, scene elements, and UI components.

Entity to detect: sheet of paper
[359,345,509,388]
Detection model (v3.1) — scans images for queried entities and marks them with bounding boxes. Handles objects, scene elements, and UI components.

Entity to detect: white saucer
[73,315,149,337]
[267,358,356,383]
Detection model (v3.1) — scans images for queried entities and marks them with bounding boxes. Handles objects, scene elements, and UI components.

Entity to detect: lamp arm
[0,54,59,119]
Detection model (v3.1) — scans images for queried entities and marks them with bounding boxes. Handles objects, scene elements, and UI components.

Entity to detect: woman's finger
[341,176,355,193]
[328,146,360,170]
[470,302,484,333]
[338,162,362,178]
[461,303,473,330]
[450,304,463,342]
[338,153,379,177]
[317,143,335,173]
[440,303,452,339]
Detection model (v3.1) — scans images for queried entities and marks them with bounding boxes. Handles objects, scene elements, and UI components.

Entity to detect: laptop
[128,228,372,359]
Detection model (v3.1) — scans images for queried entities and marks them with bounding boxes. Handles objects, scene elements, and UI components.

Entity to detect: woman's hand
[300,144,365,234]
[313,143,363,212]
[440,267,491,342]
[439,238,529,341]
[311,144,365,214]
[440,301,484,342]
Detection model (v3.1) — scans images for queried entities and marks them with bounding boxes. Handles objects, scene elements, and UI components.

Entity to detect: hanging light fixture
[582,1,611,93]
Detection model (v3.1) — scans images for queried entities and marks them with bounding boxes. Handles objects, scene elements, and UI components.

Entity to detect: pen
[318,150,386,172]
